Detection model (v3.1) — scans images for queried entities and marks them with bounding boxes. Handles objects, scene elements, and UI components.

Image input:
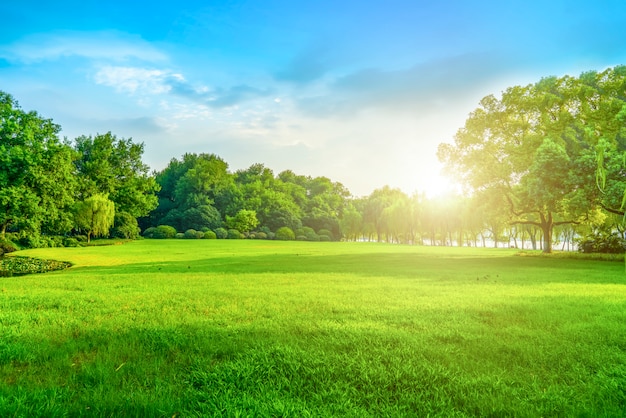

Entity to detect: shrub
[175,233,185,239]
[275,227,295,241]
[227,229,242,239]
[18,235,45,249]
[305,231,320,241]
[75,235,89,242]
[0,239,18,256]
[214,228,228,239]
[63,237,80,247]
[142,227,157,238]
[319,234,331,242]
[296,235,307,241]
[184,229,200,239]
[577,232,625,254]
[152,225,177,239]
[255,232,267,240]
[111,212,141,239]
[317,229,334,240]
[203,230,217,239]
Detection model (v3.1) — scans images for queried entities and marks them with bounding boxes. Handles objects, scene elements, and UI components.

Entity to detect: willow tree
[74,194,115,242]
[438,67,626,253]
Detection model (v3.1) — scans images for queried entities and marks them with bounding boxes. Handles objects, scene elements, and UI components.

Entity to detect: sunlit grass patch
[0,240,625,416]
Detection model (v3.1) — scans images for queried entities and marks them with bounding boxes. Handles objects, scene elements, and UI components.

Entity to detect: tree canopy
[438,66,626,252]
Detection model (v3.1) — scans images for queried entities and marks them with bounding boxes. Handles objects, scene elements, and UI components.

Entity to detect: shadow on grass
[67,251,625,284]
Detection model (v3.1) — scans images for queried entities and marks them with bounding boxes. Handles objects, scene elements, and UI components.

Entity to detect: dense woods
[3,66,626,253]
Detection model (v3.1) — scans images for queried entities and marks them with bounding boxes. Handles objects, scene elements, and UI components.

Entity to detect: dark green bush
[255,232,267,240]
[63,237,80,247]
[142,227,157,238]
[577,232,625,254]
[319,234,331,242]
[296,235,307,241]
[18,235,45,249]
[227,229,242,239]
[214,228,228,239]
[0,239,18,256]
[175,233,185,239]
[111,212,140,239]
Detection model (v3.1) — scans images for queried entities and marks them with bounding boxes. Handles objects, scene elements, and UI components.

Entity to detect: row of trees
[2,66,626,252]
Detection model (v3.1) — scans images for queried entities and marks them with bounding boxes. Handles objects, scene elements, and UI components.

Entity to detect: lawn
[0,240,625,417]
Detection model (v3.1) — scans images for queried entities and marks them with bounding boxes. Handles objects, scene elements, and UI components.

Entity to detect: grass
[0,240,625,416]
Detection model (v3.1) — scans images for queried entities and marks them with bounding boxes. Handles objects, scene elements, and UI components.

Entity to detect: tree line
[2,66,626,253]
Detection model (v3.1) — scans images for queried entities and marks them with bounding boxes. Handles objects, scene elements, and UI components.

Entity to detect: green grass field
[1,240,625,417]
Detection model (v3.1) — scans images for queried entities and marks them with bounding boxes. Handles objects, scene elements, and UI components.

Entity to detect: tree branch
[599,203,625,217]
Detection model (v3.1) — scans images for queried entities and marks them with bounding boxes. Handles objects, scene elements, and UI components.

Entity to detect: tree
[111,212,141,239]
[0,91,76,237]
[152,153,229,228]
[437,69,626,253]
[73,132,159,218]
[226,209,259,234]
[74,194,115,242]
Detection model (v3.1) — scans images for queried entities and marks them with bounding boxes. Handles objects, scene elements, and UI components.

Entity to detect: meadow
[0,240,625,417]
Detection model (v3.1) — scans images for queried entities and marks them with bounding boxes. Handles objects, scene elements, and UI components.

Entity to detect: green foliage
[175,233,185,239]
[152,225,177,239]
[184,229,204,239]
[62,237,80,247]
[576,231,626,254]
[438,67,626,253]
[0,91,77,237]
[227,229,242,239]
[226,209,259,234]
[255,232,267,240]
[275,226,295,240]
[317,229,334,240]
[0,239,18,255]
[0,256,70,275]
[214,227,228,239]
[111,212,140,239]
[74,194,115,242]
[142,227,157,238]
[202,230,217,239]
[73,132,159,218]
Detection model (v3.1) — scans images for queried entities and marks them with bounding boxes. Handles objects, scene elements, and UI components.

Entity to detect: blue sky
[2,0,626,196]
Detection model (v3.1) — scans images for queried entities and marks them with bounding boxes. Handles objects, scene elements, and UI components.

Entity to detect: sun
[407,169,460,199]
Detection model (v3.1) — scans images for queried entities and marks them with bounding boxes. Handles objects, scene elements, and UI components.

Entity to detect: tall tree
[0,92,76,237]
[74,132,159,218]
[152,153,230,230]
[438,68,626,252]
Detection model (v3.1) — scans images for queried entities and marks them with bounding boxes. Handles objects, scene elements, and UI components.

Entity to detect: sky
[2,0,626,197]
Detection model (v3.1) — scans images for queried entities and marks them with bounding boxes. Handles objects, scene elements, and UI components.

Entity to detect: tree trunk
[540,212,553,254]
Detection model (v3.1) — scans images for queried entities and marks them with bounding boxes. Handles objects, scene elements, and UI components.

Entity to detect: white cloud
[0,30,167,63]
[94,66,182,94]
